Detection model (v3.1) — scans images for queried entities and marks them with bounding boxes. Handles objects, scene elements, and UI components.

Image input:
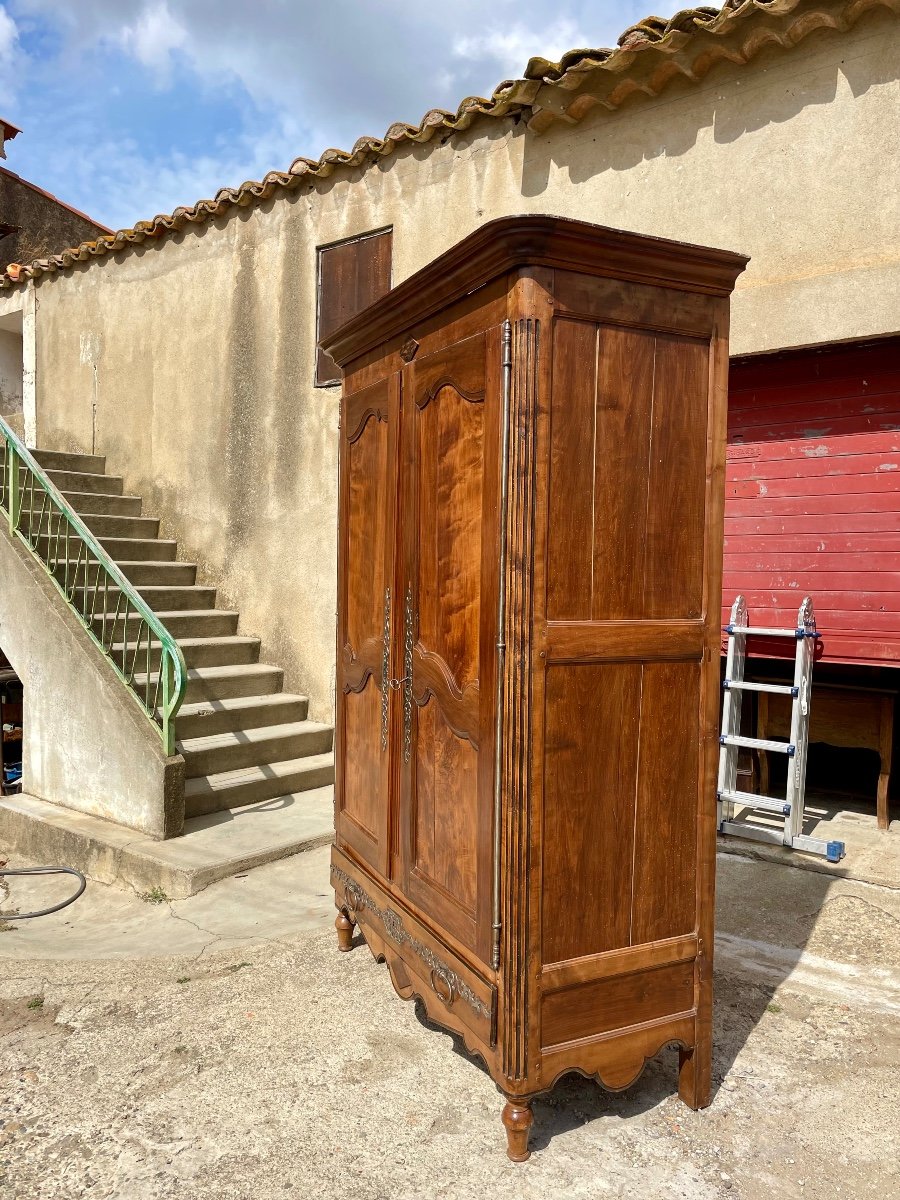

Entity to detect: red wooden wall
[725,338,900,666]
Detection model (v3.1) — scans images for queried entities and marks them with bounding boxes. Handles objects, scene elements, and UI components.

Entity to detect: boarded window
[316,229,392,385]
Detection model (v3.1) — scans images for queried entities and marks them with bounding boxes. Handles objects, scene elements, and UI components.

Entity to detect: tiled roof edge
[2,0,896,290]
[522,0,900,131]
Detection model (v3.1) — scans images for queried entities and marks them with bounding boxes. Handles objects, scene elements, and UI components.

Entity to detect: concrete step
[58,559,197,587]
[20,499,145,537]
[62,490,142,517]
[142,663,283,705]
[175,692,309,739]
[98,537,178,562]
[31,448,107,475]
[179,720,334,778]
[139,584,216,611]
[78,512,160,539]
[184,752,335,817]
[96,608,240,640]
[47,468,124,496]
[111,635,260,671]
[74,583,216,613]
[0,788,334,899]
[31,534,176,563]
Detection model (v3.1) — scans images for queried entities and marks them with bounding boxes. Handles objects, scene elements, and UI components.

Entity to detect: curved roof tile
[3,0,896,288]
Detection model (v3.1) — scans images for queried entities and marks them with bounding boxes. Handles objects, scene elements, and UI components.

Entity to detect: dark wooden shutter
[316,229,392,385]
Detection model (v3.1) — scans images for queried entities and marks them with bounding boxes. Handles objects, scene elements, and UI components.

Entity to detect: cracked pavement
[1,843,899,1199]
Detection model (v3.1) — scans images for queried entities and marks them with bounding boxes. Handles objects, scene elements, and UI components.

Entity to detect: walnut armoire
[323,216,747,1161]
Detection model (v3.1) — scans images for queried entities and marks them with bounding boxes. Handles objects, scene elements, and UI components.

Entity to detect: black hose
[0,866,87,919]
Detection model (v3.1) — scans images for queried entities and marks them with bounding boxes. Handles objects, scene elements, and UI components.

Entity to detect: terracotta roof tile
[3,0,897,289]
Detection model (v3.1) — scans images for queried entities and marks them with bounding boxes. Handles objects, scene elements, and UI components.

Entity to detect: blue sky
[0,1,677,233]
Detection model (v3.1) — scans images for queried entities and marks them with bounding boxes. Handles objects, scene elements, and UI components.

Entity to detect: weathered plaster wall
[0,326,23,417]
[27,11,900,723]
[32,206,339,722]
[0,530,184,837]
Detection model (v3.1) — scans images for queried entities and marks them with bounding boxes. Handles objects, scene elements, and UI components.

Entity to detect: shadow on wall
[519,14,900,198]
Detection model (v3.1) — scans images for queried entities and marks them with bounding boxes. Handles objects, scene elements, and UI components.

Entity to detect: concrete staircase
[31,446,335,821]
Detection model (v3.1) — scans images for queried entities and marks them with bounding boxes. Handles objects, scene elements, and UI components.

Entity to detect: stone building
[0,120,109,437]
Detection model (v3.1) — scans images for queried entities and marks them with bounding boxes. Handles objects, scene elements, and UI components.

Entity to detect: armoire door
[335,375,400,881]
[398,328,501,961]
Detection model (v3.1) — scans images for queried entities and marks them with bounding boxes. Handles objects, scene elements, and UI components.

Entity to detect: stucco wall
[0,530,184,837]
[25,10,900,724]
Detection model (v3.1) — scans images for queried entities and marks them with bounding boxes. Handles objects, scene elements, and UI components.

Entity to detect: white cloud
[14,2,661,143]
[118,1,187,80]
[0,6,22,108]
[452,19,589,77]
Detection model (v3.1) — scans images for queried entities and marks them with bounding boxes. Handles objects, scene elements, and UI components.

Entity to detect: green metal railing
[0,416,186,755]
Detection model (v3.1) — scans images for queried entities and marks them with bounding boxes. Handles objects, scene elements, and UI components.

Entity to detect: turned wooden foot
[335,910,356,953]
[678,1045,711,1110]
[502,1098,534,1162]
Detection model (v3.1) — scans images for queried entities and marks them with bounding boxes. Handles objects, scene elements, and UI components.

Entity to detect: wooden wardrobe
[323,216,747,1161]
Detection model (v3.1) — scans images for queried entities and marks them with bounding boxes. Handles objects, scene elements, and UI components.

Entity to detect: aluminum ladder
[717,595,845,863]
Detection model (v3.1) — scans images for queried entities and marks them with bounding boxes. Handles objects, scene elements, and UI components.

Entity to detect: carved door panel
[398,330,500,961]
[335,375,400,880]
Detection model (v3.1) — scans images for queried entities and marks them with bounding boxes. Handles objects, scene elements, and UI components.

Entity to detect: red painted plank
[725,511,900,534]
[731,364,899,397]
[729,413,900,443]
[719,634,900,666]
[728,451,900,482]
[814,638,900,664]
[728,473,900,500]
[725,533,900,553]
[728,391,900,433]
[731,340,900,390]
[726,491,900,516]
[726,552,900,572]
[724,572,900,592]
[727,430,900,462]
[730,376,900,415]
[724,595,900,617]
[720,618,900,643]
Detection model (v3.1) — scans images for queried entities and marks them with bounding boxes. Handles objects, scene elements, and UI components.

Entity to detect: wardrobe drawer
[332,848,496,1051]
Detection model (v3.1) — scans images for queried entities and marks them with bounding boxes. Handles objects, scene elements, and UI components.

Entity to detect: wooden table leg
[757,693,770,798]
[877,696,893,831]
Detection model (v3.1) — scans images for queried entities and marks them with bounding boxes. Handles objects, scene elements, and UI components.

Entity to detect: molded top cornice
[322,214,749,367]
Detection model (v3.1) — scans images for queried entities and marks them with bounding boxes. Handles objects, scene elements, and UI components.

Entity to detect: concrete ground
[1,834,899,1199]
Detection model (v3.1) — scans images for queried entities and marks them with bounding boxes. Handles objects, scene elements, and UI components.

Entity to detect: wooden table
[758,683,894,830]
